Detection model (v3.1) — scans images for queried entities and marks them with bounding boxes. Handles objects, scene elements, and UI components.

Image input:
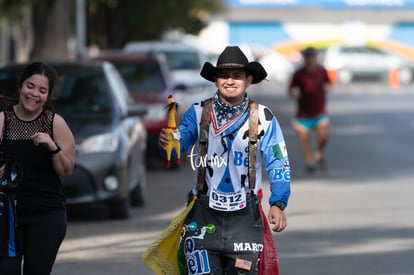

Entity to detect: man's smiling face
[214,69,253,106]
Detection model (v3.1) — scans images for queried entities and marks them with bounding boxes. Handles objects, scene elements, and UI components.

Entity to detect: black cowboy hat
[200,46,267,84]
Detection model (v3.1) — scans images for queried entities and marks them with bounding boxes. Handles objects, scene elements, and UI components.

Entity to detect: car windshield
[0,66,112,117]
[164,51,201,70]
[53,71,112,117]
[114,62,166,92]
[340,46,388,56]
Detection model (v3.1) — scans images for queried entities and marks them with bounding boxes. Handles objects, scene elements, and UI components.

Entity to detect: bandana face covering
[211,92,248,135]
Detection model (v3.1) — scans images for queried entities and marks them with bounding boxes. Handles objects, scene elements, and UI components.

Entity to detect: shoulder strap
[248,100,259,190]
[197,98,212,194]
[196,99,259,193]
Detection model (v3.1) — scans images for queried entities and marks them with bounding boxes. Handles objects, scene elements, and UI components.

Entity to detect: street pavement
[53,82,414,275]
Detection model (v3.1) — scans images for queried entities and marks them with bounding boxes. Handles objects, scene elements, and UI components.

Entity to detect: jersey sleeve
[259,108,291,207]
[177,105,199,152]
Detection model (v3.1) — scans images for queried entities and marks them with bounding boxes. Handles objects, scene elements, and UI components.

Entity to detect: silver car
[323,45,414,84]
[0,61,148,219]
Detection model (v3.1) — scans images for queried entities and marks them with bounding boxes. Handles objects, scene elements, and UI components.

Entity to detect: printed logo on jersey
[272,141,287,160]
[270,159,290,182]
[233,151,249,167]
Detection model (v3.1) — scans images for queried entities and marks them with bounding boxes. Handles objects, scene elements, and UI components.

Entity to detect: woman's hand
[31,132,56,152]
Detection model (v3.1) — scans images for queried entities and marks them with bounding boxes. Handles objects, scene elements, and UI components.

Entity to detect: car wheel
[130,182,145,207]
[337,69,353,84]
[130,157,147,207]
[108,199,130,219]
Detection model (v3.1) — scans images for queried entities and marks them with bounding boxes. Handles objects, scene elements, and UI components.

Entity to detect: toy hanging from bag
[164,95,181,168]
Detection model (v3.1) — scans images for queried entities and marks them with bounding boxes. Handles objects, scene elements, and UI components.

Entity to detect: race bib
[209,187,247,211]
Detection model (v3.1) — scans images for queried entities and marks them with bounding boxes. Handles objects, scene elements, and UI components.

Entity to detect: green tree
[30,0,73,60]
[0,0,223,61]
[0,0,34,61]
[0,0,73,61]
[87,0,223,49]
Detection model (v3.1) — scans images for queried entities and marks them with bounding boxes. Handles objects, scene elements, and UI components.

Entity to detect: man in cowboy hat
[158,46,291,274]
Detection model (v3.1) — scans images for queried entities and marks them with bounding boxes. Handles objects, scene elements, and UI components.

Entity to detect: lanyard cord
[197,98,259,193]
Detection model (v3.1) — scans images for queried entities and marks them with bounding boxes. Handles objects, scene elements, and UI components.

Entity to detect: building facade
[199,0,414,60]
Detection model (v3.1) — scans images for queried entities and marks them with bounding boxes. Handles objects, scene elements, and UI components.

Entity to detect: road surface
[53,82,414,275]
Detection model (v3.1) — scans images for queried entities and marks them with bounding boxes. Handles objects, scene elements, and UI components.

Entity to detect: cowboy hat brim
[200,61,267,84]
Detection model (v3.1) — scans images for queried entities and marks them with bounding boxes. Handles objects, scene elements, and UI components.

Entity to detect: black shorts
[180,193,263,274]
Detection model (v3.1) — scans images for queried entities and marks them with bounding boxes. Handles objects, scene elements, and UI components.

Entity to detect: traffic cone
[327,69,337,84]
[389,67,400,88]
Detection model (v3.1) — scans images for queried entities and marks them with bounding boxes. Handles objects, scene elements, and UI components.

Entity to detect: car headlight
[104,175,119,191]
[78,132,120,153]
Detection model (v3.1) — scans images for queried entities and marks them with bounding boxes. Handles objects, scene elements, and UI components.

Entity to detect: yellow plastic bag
[142,196,196,275]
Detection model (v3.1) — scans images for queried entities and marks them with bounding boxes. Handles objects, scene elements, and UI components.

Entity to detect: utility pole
[76,0,86,60]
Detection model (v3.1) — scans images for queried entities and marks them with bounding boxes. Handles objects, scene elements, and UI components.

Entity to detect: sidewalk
[266,175,414,275]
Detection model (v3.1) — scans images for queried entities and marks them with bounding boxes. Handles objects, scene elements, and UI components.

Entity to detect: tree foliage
[86,0,223,49]
[0,0,31,21]
[0,0,223,60]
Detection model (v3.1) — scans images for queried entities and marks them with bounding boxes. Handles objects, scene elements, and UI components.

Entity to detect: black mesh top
[1,108,65,212]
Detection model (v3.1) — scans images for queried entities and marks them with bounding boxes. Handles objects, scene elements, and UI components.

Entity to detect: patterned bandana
[211,92,248,135]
